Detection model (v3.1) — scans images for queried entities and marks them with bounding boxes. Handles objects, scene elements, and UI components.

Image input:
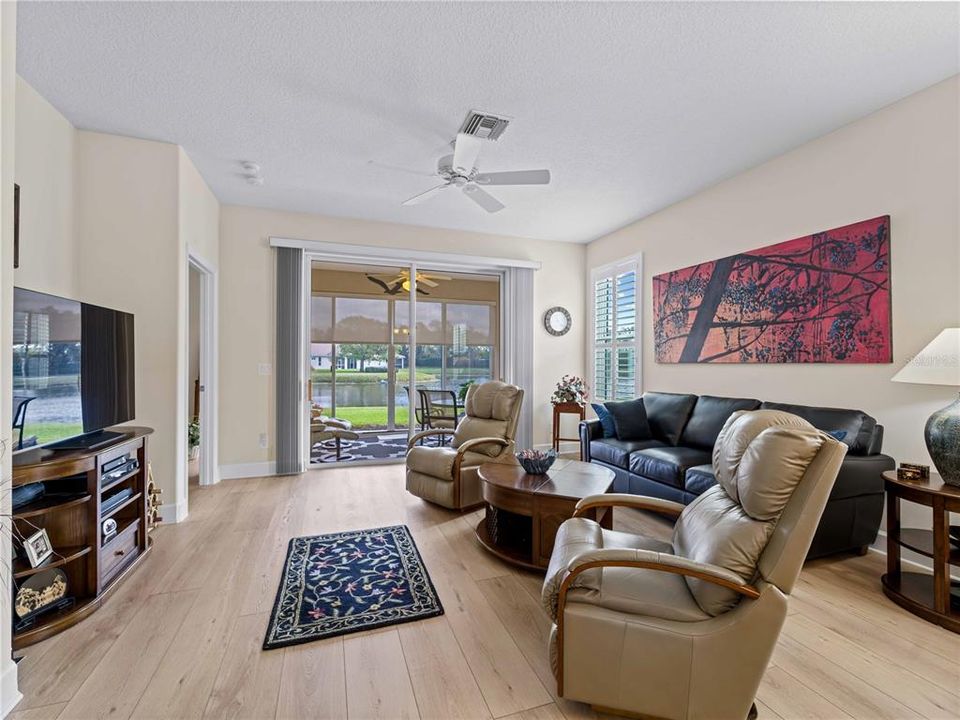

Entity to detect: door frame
[187,250,219,488]
[285,238,536,469]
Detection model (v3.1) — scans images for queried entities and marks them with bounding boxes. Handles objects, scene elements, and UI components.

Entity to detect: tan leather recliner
[541,410,847,720]
[406,381,523,510]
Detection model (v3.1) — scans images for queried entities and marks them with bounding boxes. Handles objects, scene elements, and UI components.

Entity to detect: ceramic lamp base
[927,393,960,486]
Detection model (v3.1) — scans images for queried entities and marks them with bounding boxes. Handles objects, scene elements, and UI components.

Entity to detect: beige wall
[13,78,76,297]
[12,79,221,522]
[75,131,186,516]
[1,2,19,713]
[587,75,960,531]
[219,205,586,470]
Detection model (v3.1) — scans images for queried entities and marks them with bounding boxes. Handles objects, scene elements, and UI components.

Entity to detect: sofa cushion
[407,446,456,479]
[642,392,697,445]
[604,398,652,441]
[465,380,522,421]
[760,401,877,455]
[684,464,717,495]
[590,438,665,469]
[591,403,616,438]
[454,417,508,457]
[628,446,712,488]
[680,395,761,450]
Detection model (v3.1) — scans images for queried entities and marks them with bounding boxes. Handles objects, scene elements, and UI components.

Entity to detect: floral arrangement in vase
[550,375,588,406]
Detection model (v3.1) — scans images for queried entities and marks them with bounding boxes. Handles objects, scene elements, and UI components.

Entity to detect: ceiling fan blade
[418,277,439,288]
[401,183,451,206]
[421,273,452,281]
[462,185,505,213]
[473,169,551,186]
[452,133,482,174]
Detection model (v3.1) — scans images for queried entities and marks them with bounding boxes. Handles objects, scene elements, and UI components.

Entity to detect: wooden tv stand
[11,427,154,649]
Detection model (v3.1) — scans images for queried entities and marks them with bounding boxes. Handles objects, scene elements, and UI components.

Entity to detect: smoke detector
[457,110,511,141]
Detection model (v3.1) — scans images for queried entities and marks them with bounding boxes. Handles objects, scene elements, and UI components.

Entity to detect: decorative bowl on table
[516,448,557,475]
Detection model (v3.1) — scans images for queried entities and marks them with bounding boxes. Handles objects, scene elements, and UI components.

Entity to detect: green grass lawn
[332,406,410,429]
[25,423,83,445]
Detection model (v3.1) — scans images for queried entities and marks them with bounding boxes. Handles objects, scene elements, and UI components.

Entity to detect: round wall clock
[543,307,572,336]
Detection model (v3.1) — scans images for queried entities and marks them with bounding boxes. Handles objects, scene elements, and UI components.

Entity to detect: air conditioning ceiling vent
[458,110,511,141]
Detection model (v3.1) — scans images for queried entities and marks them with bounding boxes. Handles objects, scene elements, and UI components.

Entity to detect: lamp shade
[891,328,960,386]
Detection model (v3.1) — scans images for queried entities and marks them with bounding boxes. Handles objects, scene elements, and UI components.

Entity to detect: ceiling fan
[401,133,550,214]
[365,269,451,295]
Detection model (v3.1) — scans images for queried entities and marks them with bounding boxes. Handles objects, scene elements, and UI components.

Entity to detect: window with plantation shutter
[590,257,641,402]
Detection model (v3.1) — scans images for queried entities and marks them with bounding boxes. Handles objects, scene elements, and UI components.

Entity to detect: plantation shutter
[591,258,641,402]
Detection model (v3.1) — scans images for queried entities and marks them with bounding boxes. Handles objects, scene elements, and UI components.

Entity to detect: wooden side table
[551,402,585,453]
[881,469,960,633]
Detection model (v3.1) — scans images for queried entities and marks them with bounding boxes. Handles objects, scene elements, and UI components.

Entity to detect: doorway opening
[308,261,500,465]
[184,252,218,509]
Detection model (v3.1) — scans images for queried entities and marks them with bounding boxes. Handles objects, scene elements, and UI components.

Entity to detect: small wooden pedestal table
[881,469,960,633]
[552,402,585,453]
[476,459,615,570]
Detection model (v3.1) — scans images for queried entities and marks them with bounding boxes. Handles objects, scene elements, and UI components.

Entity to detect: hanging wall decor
[653,216,891,364]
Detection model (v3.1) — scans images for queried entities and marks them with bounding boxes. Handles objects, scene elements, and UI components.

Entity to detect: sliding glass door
[308,260,500,464]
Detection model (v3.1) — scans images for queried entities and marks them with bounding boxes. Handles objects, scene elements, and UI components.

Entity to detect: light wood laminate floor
[11,465,960,720]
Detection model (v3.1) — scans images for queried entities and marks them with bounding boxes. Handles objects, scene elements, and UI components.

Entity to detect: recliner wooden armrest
[407,428,455,449]
[562,547,759,599]
[573,493,686,519]
[544,547,759,620]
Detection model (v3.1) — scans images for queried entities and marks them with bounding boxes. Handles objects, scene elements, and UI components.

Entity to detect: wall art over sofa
[653,215,891,364]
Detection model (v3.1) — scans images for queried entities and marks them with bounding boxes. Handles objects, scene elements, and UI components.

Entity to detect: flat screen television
[12,287,135,452]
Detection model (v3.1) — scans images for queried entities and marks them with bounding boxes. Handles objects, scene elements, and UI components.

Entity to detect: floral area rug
[263,525,443,649]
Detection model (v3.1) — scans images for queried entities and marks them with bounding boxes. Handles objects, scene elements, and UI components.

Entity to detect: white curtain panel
[503,267,535,449]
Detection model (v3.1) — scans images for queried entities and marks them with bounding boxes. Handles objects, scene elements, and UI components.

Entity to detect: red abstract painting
[653,216,891,364]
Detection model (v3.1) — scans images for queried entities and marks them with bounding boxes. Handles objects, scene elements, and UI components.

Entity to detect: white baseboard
[159,498,188,524]
[1,658,21,719]
[533,441,580,455]
[219,461,277,480]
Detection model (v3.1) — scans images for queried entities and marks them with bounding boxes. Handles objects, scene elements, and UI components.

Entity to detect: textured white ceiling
[16,2,960,243]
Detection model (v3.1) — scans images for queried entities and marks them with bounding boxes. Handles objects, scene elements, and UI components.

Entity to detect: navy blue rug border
[262,524,444,650]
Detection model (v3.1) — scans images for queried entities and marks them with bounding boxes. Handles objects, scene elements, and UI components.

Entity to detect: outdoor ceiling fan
[401,133,551,214]
[365,269,451,295]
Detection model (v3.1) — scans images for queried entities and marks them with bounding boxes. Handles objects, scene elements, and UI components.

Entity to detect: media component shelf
[11,427,154,648]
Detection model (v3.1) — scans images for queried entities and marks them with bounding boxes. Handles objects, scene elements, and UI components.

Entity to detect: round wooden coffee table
[475,459,615,570]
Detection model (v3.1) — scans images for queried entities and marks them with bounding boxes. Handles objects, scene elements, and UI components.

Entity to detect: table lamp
[892,328,960,485]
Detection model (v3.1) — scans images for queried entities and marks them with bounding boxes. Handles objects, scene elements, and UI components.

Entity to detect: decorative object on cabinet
[22,528,54,567]
[147,462,163,531]
[515,448,558,475]
[14,568,73,633]
[892,328,960,485]
[543,306,572,336]
[653,215,891,363]
[550,375,588,405]
[11,427,154,649]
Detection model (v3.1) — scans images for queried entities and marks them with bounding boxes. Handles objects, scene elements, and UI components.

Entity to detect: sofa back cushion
[603,398,652,440]
[759,401,877,455]
[641,392,697,445]
[680,395,761,450]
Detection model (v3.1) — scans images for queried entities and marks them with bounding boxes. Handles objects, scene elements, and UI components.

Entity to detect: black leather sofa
[580,392,895,558]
